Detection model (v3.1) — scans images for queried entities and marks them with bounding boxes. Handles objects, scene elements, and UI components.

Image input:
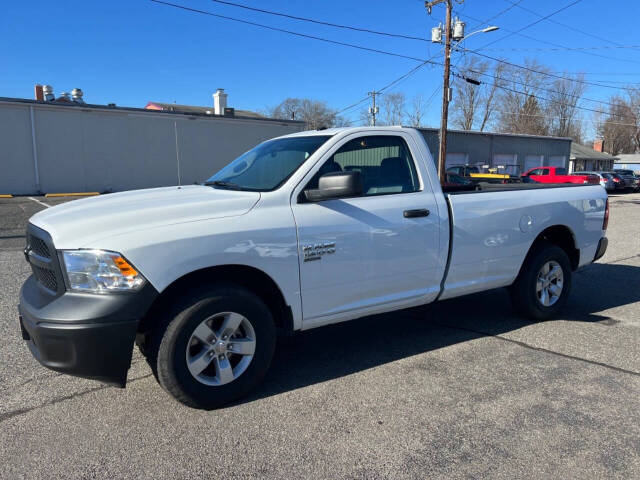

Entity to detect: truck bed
[439,184,606,301]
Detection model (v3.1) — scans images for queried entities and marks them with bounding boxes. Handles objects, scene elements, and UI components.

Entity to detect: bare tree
[496,59,550,135]
[597,96,636,155]
[478,62,505,132]
[625,86,640,151]
[267,97,344,129]
[406,94,428,128]
[546,74,586,142]
[450,58,504,131]
[452,57,485,130]
[380,92,406,125]
[359,107,373,126]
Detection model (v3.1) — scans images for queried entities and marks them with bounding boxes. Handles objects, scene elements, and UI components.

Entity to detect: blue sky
[2,0,639,130]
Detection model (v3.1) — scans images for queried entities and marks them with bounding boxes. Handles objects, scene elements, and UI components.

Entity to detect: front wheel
[151,285,276,409]
[510,242,572,320]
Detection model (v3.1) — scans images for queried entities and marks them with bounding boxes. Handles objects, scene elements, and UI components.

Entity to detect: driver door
[291,132,442,325]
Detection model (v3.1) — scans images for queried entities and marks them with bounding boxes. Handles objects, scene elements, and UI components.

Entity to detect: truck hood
[29,185,260,248]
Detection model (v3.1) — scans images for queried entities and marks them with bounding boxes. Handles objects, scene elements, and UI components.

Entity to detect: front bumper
[19,275,157,387]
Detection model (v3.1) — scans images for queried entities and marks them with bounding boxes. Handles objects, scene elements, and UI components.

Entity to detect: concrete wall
[419,128,571,174]
[0,100,304,195]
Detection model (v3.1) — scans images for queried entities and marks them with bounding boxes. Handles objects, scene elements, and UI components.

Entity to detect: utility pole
[368,90,380,126]
[426,0,460,183]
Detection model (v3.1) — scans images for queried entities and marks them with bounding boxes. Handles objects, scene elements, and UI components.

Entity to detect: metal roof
[418,127,572,142]
[570,142,618,161]
[614,153,640,164]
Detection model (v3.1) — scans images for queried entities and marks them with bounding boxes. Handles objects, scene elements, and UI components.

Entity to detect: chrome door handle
[403,209,430,218]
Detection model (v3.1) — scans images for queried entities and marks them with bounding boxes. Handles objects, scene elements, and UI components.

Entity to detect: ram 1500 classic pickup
[19,127,609,408]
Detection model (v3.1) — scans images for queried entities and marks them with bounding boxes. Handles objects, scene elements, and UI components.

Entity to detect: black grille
[28,234,51,258]
[26,225,63,296]
[31,264,58,292]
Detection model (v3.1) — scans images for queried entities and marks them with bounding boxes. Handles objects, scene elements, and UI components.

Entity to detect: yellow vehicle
[448,164,522,184]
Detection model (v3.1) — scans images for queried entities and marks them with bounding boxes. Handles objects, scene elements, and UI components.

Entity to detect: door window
[307,135,420,195]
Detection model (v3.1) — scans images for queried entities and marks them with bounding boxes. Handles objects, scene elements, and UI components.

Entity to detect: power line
[454,72,631,119]
[457,10,640,65]
[152,0,448,120]
[209,0,429,42]
[475,0,584,50]
[463,0,524,32]
[338,48,446,114]
[479,44,640,53]
[502,0,638,50]
[337,59,441,114]
[490,108,638,128]
[460,48,632,91]
[150,0,430,63]
[454,65,621,109]
[152,0,634,109]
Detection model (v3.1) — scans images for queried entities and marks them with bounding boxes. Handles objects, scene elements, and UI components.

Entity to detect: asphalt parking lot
[1,194,639,479]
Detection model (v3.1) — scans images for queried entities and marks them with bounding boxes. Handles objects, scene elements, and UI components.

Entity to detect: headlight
[62,250,146,293]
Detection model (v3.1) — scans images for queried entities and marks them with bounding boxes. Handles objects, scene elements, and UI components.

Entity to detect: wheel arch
[527,224,580,271]
[138,264,294,337]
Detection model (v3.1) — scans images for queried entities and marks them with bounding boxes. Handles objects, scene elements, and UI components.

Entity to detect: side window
[540,168,550,175]
[307,135,420,195]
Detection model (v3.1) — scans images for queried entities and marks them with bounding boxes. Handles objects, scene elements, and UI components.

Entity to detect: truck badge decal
[303,242,336,262]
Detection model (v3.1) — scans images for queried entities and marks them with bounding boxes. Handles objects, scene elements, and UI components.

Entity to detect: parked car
[19,127,609,409]
[572,171,615,191]
[613,169,638,190]
[604,172,626,191]
[443,171,477,191]
[522,166,600,185]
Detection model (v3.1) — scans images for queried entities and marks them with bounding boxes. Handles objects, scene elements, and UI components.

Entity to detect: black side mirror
[304,171,363,202]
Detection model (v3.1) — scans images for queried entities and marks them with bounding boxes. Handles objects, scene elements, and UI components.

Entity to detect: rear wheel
[150,285,276,409]
[510,242,572,320]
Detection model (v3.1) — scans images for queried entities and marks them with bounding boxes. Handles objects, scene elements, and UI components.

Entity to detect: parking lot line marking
[44,192,99,197]
[28,197,51,208]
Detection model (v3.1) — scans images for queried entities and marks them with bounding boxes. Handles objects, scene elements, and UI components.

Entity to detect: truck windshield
[206,135,332,191]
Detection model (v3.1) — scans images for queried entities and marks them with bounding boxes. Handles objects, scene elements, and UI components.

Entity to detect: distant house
[145,88,267,120]
[614,154,640,173]
[569,142,617,172]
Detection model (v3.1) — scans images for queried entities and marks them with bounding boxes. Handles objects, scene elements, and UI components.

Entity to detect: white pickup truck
[19,127,609,408]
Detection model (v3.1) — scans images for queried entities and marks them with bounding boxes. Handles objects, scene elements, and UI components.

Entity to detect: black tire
[510,241,572,321]
[149,284,276,409]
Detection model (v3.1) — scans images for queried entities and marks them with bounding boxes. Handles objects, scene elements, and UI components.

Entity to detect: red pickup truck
[522,166,599,185]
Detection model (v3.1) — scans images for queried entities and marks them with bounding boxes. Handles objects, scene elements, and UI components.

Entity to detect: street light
[454,25,499,44]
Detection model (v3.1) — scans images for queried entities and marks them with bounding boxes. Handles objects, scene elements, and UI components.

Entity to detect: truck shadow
[243,262,640,405]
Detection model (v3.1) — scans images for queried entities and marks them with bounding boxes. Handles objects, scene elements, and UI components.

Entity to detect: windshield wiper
[205,180,242,190]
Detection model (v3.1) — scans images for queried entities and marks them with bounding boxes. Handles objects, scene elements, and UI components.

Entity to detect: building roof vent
[43,85,55,102]
[213,88,228,115]
[71,88,85,103]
